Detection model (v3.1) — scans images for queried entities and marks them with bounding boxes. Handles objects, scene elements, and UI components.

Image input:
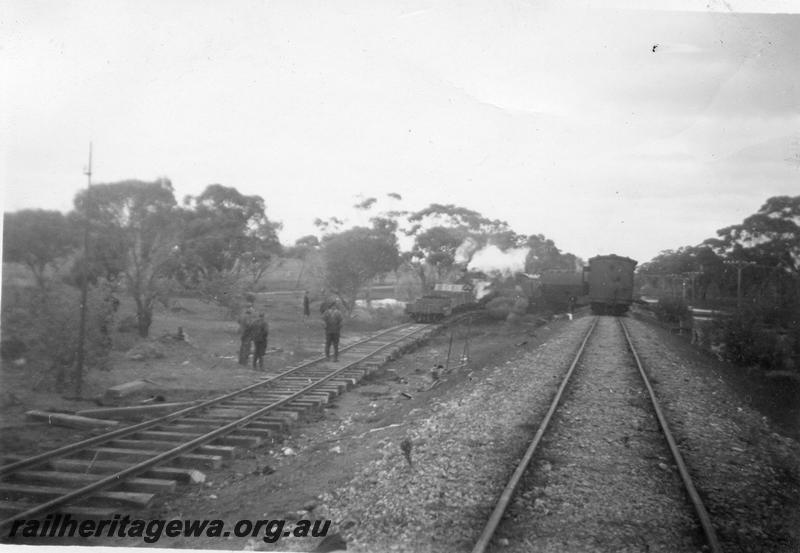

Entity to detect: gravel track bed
[496,316,700,553]
[315,317,595,553]
[624,317,800,553]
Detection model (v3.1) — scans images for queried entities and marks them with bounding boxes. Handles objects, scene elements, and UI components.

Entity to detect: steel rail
[618,319,722,553]
[470,317,599,553]
[0,323,431,531]
[0,322,418,477]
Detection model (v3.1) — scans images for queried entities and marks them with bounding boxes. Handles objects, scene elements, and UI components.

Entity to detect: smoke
[468,245,529,276]
[473,280,494,300]
[454,237,480,265]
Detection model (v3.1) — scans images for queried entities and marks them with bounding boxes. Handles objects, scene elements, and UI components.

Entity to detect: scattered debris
[77,401,200,420]
[25,410,120,429]
[314,532,347,552]
[125,343,166,361]
[340,520,357,530]
[253,465,275,476]
[400,438,413,467]
[355,424,404,439]
[104,380,154,401]
[282,447,297,456]
[303,501,318,512]
[139,395,166,404]
[188,470,206,484]
[400,392,413,399]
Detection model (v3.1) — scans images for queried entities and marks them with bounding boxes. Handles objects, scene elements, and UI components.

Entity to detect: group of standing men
[237,291,344,369]
[238,309,269,369]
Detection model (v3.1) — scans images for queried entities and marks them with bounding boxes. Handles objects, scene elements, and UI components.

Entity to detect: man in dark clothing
[303,291,311,319]
[322,305,343,362]
[238,308,256,365]
[252,314,269,370]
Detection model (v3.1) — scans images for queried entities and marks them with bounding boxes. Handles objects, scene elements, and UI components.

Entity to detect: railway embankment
[318,315,798,553]
[624,317,800,553]
[318,316,594,553]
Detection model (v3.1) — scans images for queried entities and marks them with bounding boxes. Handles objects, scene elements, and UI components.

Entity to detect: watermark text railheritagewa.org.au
[8,514,331,544]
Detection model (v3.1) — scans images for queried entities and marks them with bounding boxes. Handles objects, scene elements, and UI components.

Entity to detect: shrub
[117,314,139,333]
[654,297,690,324]
[1,281,117,387]
[720,307,800,372]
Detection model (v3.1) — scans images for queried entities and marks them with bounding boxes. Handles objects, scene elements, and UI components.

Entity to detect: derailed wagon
[405,283,474,322]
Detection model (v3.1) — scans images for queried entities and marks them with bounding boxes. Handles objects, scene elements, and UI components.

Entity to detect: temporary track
[471,316,721,553]
[0,321,436,533]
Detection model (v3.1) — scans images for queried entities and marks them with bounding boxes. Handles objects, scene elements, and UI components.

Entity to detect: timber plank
[0,483,153,508]
[10,470,176,494]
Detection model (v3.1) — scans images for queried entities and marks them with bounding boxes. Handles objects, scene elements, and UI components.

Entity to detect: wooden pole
[74,143,92,397]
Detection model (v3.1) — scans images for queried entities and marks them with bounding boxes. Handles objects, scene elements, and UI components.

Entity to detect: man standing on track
[238,307,256,365]
[252,313,269,370]
[322,304,343,362]
[303,290,311,319]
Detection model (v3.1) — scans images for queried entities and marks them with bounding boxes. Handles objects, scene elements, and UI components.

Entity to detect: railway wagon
[539,269,586,310]
[587,254,637,315]
[405,283,473,322]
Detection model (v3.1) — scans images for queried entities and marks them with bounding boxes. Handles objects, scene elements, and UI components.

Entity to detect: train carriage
[587,254,637,315]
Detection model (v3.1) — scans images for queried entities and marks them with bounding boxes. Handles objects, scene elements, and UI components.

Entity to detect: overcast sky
[3,0,798,264]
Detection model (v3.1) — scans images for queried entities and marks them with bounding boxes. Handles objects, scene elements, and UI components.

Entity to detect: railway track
[0,321,435,533]
[472,316,721,553]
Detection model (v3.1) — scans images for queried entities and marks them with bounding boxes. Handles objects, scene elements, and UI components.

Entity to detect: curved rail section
[0,322,433,532]
[471,316,721,553]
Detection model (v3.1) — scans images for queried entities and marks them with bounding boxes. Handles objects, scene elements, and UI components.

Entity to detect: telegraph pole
[724,260,756,310]
[686,271,702,302]
[74,143,92,397]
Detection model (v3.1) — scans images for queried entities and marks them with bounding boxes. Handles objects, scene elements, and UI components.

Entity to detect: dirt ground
[0,291,387,457]
[5,308,566,550]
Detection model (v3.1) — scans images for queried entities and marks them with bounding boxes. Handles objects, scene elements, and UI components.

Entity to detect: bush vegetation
[719,306,799,372]
[1,281,117,389]
[654,297,691,324]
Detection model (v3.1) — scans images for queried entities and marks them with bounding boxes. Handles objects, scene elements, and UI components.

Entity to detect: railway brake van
[587,254,638,315]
